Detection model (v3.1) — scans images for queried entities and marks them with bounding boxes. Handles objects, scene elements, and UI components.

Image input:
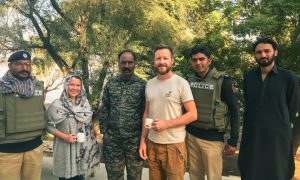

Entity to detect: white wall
[0,63,8,76]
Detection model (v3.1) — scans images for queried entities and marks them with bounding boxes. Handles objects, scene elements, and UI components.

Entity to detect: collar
[256,64,278,75]
[272,64,278,74]
[194,67,215,79]
[117,75,136,82]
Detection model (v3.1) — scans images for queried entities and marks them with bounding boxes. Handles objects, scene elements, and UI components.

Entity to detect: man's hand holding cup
[145,118,153,129]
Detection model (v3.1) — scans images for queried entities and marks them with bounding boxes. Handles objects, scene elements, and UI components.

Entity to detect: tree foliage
[0,0,299,110]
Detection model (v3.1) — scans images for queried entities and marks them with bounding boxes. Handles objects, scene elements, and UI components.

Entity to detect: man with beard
[186,45,239,180]
[0,51,46,180]
[238,37,298,180]
[139,45,197,180]
[99,49,146,180]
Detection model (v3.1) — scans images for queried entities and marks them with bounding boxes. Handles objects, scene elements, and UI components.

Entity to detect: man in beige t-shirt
[139,44,197,180]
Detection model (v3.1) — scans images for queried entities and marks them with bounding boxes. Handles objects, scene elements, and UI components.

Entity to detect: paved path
[42,141,300,180]
[41,156,191,180]
[42,152,300,180]
[41,156,240,180]
[42,140,240,179]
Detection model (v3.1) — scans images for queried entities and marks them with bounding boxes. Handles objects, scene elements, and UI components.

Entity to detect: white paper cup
[145,118,153,129]
[77,133,85,143]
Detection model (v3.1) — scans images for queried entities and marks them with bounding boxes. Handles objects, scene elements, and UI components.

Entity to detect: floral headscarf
[48,72,100,169]
[48,72,92,125]
[61,71,87,107]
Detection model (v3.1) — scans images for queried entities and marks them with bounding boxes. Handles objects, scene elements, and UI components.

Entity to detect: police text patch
[190,82,214,90]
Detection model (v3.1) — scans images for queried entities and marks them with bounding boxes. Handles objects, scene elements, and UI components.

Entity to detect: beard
[156,66,171,75]
[256,55,275,67]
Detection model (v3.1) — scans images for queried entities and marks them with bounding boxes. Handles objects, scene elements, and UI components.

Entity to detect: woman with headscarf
[47,72,101,180]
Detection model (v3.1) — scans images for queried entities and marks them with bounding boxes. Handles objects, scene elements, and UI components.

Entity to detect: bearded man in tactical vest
[0,51,46,180]
[186,45,239,180]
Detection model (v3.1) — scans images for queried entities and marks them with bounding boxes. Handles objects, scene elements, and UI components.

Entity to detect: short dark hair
[118,49,136,61]
[190,45,212,58]
[253,37,278,52]
[154,44,173,57]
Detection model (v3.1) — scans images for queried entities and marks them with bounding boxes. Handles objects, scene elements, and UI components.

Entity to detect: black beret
[8,51,31,62]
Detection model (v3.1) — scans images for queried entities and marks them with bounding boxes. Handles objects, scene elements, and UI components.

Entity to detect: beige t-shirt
[146,74,194,144]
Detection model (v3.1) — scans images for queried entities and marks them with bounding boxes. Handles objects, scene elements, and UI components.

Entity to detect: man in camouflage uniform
[99,49,146,180]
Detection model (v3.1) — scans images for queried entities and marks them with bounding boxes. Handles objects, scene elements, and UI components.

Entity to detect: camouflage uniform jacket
[99,75,146,138]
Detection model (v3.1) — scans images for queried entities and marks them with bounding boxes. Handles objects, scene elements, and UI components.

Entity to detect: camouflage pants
[103,134,143,180]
